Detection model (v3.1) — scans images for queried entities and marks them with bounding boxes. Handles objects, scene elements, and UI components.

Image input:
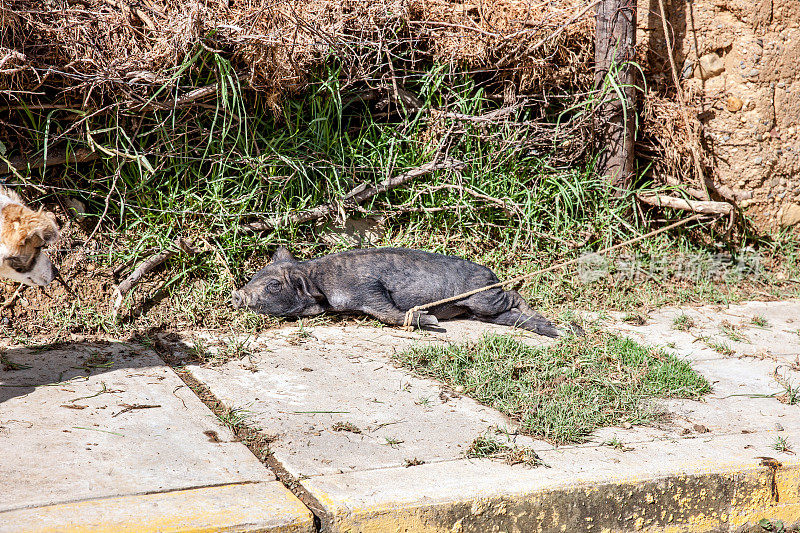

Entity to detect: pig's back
[312,248,498,308]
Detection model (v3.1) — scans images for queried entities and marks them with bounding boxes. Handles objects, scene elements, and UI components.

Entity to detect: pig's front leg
[355,291,439,328]
[364,306,439,328]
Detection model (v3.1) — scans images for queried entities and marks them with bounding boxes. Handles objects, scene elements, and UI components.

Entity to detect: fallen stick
[1,283,23,310]
[397,87,520,123]
[112,247,160,279]
[636,194,733,215]
[113,238,201,313]
[99,0,157,30]
[0,49,25,74]
[242,157,465,232]
[135,83,219,111]
[0,147,101,174]
[658,173,752,204]
[112,403,161,417]
[429,106,520,123]
[658,174,706,200]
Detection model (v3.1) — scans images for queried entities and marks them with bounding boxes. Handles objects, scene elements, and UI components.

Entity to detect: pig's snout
[230,290,249,309]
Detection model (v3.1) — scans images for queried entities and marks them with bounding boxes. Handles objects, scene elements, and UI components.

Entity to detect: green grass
[394,332,710,444]
[705,338,735,356]
[772,435,793,454]
[383,437,404,448]
[622,312,647,325]
[758,518,789,533]
[601,435,631,451]
[720,321,748,343]
[672,313,695,331]
[216,405,254,431]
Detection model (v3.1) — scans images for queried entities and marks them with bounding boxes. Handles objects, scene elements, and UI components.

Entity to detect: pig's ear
[290,271,322,300]
[272,246,296,263]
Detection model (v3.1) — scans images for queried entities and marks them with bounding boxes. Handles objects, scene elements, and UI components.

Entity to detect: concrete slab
[181,321,552,478]
[0,481,313,533]
[178,302,800,532]
[0,341,314,532]
[611,300,800,366]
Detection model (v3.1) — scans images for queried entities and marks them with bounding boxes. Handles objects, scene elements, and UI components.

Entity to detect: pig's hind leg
[463,288,560,338]
[478,309,560,338]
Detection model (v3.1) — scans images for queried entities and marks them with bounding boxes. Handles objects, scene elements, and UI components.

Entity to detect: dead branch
[241,157,465,232]
[134,83,219,111]
[112,403,161,417]
[383,204,479,214]
[659,174,706,200]
[714,183,753,202]
[113,238,202,313]
[429,106,520,123]
[389,87,520,123]
[498,0,602,66]
[1,284,23,310]
[112,247,159,279]
[0,147,102,174]
[0,49,26,74]
[637,194,733,215]
[410,183,523,218]
[658,173,752,203]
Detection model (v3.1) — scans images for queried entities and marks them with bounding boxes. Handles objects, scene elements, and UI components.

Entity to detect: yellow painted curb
[309,463,800,533]
[0,481,314,533]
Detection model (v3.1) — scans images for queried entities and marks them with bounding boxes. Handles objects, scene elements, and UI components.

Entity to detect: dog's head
[0,203,60,286]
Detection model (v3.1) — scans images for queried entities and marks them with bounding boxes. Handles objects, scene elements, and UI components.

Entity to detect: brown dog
[0,186,60,286]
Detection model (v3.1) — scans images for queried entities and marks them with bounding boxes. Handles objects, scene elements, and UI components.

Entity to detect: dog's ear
[23,211,59,247]
[1,205,59,250]
[272,246,296,263]
[34,211,59,244]
[289,270,322,300]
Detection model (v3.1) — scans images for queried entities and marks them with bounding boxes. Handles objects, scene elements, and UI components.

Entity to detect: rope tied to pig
[401,214,705,330]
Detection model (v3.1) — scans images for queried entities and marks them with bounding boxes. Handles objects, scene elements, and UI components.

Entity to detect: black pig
[231,247,561,337]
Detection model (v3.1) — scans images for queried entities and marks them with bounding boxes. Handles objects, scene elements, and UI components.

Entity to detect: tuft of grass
[622,312,647,325]
[331,421,361,434]
[706,339,735,356]
[189,337,212,362]
[395,332,710,444]
[466,431,545,467]
[772,435,794,455]
[601,435,633,451]
[213,403,273,460]
[751,315,770,328]
[758,518,787,533]
[217,334,254,364]
[672,313,695,331]
[720,321,749,343]
[774,373,799,406]
[217,405,254,432]
[187,334,254,366]
[383,437,404,448]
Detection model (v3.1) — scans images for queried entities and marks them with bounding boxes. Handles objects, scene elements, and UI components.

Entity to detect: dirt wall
[641,0,800,229]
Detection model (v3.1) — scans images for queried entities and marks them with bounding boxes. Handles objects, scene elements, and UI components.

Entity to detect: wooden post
[594,0,637,196]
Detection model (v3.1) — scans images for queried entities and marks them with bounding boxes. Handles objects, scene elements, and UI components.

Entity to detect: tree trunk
[594,0,638,196]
